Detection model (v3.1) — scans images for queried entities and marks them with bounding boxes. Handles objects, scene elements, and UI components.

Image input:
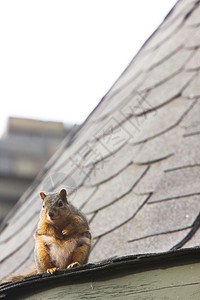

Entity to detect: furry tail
[1,268,37,283]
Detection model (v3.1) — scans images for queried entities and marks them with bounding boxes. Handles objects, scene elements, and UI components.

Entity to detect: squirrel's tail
[1,268,37,283]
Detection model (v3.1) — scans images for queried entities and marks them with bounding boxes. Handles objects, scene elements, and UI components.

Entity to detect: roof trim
[1,247,200,299]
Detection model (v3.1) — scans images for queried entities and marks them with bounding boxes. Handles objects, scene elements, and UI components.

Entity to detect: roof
[1,0,200,281]
[1,247,200,299]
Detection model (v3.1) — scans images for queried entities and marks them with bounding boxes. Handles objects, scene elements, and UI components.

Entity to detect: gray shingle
[184,227,200,248]
[140,72,194,108]
[183,72,200,98]
[70,186,97,209]
[0,213,37,263]
[185,5,200,26]
[140,48,192,91]
[181,100,200,135]
[161,0,196,30]
[133,126,184,165]
[127,196,199,240]
[84,143,143,186]
[186,26,200,48]
[185,48,200,70]
[165,135,200,169]
[124,97,194,145]
[82,164,148,213]
[89,228,191,262]
[133,161,167,194]
[0,238,34,280]
[89,192,147,238]
[149,166,200,203]
[0,194,40,242]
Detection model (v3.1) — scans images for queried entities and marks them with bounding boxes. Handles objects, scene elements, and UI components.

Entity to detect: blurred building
[0,117,70,223]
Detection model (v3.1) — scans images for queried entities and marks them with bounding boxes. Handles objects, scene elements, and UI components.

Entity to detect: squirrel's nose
[49,212,54,219]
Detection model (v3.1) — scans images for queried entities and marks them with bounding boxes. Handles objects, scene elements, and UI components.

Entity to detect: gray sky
[0,0,177,136]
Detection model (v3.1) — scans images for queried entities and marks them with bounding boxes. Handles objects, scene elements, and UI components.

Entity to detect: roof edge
[1,247,200,298]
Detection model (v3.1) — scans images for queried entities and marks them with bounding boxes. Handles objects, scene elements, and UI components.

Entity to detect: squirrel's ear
[40,191,46,201]
[59,188,68,202]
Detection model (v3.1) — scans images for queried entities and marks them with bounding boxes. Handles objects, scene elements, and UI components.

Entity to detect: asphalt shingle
[1,0,200,280]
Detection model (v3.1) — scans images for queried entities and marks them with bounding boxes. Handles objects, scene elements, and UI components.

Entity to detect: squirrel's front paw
[47,267,58,274]
[67,262,80,269]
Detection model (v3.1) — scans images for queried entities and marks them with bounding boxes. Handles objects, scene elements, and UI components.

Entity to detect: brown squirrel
[3,188,92,281]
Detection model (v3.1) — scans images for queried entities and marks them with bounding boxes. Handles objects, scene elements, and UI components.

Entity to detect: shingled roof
[1,0,200,281]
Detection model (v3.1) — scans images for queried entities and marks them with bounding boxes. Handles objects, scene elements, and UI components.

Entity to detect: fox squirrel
[3,188,92,281]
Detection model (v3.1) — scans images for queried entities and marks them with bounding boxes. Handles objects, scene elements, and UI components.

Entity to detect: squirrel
[3,188,92,282]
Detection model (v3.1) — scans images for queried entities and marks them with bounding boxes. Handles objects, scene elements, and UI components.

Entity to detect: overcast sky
[0,0,177,137]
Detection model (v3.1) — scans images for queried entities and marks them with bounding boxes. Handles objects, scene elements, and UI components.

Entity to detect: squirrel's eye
[42,204,45,209]
[58,201,63,207]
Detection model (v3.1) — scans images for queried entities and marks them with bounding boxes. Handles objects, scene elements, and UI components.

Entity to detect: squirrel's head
[39,188,70,225]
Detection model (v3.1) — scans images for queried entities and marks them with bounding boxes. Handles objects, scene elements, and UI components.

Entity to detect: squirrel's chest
[41,235,76,269]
